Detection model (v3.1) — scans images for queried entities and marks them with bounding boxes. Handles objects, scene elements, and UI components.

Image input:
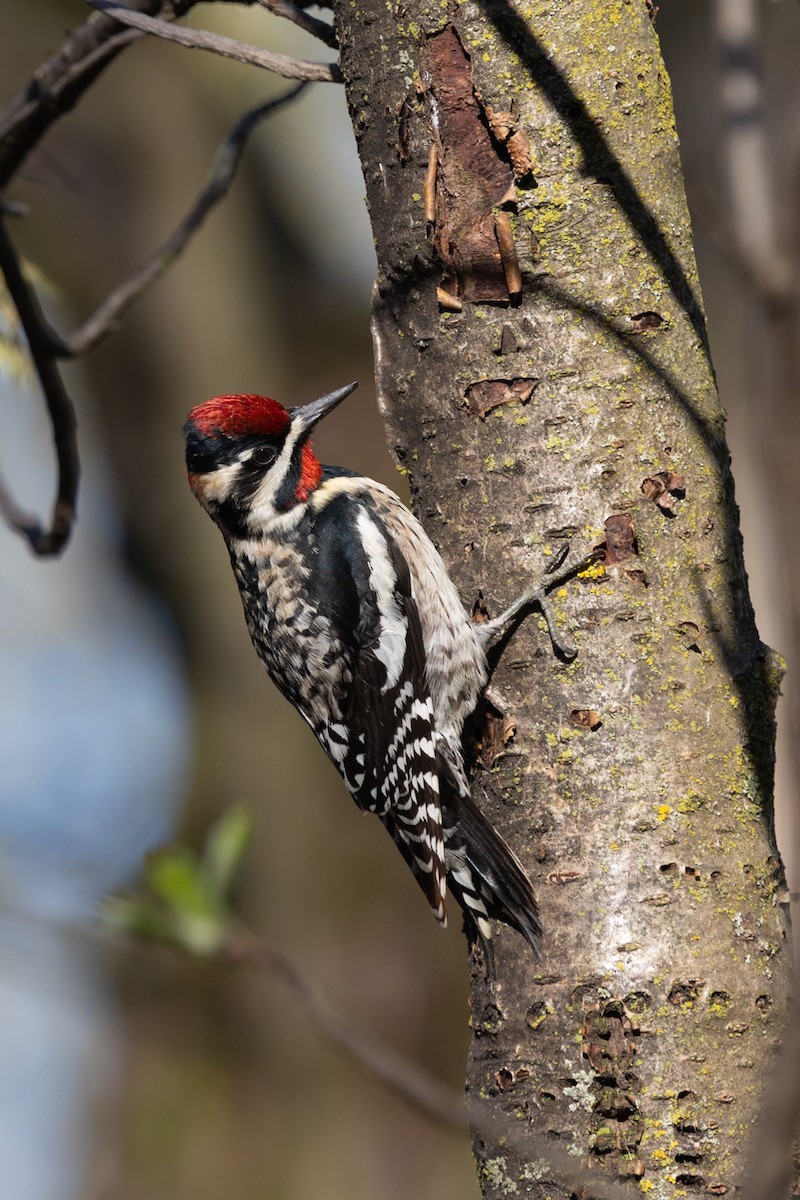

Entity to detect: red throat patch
[188,394,291,439]
[297,443,323,501]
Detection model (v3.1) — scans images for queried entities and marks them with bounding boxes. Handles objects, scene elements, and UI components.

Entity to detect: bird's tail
[442,781,542,973]
[379,767,542,975]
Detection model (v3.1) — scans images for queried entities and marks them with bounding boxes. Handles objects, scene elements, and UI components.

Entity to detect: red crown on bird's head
[186,392,323,503]
[187,394,291,439]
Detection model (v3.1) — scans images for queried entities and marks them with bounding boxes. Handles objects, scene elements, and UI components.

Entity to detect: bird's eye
[252,445,277,467]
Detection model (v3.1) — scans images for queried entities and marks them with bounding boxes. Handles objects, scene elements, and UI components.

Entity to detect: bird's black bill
[291,381,358,435]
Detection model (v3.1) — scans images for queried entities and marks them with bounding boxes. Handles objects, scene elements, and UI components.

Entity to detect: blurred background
[0,2,797,1198]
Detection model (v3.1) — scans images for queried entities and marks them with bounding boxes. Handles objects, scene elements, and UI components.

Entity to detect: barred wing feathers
[311,492,447,923]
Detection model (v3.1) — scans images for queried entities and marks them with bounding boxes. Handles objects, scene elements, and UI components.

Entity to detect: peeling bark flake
[494,210,523,297]
[421,25,516,302]
[486,106,537,183]
[473,697,517,767]
[465,377,538,418]
[641,469,686,515]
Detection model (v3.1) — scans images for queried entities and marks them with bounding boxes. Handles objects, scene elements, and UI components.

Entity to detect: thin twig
[0,218,79,555]
[223,929,639,1200]
[0,0,195,189]
[85,0,342,82]
[224,929,468,1130]
[0,27,142,180]
[254,0,338,50]
[54,84,308,358]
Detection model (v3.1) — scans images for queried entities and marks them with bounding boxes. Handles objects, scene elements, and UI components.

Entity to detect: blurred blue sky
[0,370,190,1198]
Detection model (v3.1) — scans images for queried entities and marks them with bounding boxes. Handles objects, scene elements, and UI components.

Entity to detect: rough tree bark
[333,0,792,1195]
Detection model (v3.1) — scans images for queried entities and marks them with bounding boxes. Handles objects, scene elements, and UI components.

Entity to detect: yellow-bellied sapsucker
[184,382,578,967]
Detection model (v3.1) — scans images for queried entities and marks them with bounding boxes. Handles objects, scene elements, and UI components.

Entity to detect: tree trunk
[333,0,792,1194]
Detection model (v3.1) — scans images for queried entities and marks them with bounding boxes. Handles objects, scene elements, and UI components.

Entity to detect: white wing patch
[355,508,408,693]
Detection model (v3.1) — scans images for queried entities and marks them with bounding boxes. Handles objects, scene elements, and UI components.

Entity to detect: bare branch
[0,218,79,556]
[0,0,200,190]
[254,0,338,50]
[0,28,141,159]
[56,84,308,357]
[223,929,639,1200]
[224,929,468,1129]
[86,0,342,82]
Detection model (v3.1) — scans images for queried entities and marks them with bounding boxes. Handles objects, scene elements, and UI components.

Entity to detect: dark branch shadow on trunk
[476,0,711,365]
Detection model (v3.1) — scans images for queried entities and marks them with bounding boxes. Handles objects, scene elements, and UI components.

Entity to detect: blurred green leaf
[202,803,253,896]
[102,805,254,957]
[1,264,57,383]
[0,288,31,382]
[146,845,219,915]
[103,894,170,941]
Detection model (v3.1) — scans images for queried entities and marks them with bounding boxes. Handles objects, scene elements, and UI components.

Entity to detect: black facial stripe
[237,438,283,488]
[184,425,240,475]
[274,435,307,512]
[184,424,284,479]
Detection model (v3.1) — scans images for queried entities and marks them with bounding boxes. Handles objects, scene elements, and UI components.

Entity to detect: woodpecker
[184,381,579,968]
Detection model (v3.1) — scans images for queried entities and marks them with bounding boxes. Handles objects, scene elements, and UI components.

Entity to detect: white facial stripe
[190,460,243,508]
[355,509,408,694]
[248,421,304,525]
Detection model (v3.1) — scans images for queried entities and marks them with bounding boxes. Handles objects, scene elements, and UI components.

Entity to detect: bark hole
[630,310,664,332]
[478,1002,504,1034]
[667,980,705,1006]
[525,1000,551,1030]
[581,999,645,1171]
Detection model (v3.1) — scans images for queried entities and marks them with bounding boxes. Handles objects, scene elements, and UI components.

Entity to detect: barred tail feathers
[378,770,541,959]
[378,807,449,927]
[442,783,542,959]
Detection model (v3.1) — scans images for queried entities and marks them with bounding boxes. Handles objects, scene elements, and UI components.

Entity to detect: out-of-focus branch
[0,1,201,190]
[105,802,636,1199]
[0,4,315,555]
[0,218,79,556]
[51,84,308,358]
[255,0,338,50]
[711,0,793,302]
[0,28,141,169]
[710,10,800,692]
[86,0,342,82]
[224,928,634,1199]
[0,84,308,552]
[224,930,468,1130]
[709,8,800,1188]
[223,928,636,1200]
